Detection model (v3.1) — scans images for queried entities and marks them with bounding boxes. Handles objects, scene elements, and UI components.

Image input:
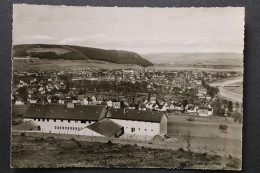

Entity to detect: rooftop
[87,118,123,137]
[106,109,165,123]
[24,104,107,121]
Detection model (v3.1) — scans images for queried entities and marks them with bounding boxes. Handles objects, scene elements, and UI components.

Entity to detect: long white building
[20,103,167,139]
[106,109,167,137]
[23,103,108,136]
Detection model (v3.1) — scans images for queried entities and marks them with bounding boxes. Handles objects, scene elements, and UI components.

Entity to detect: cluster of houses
[12,69,242,100]
[12,68,242,118]
[14,91,214,116]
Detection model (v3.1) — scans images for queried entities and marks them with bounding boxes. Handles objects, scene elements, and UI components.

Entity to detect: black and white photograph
[11,4,244,170]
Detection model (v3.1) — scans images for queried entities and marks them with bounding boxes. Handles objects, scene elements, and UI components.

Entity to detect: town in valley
[11,5,244,170]
[12,54,243,169]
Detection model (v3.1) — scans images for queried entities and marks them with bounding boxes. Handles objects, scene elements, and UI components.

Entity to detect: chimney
[67,103,74,108]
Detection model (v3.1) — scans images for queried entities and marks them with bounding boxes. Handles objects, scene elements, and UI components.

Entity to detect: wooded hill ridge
[13,44,153,67]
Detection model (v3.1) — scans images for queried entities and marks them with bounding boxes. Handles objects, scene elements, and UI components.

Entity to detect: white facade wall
[208,110,213,116]
[83,99,88,105]
[76,128,103,136]
[159,115,167,136]
[107,101,113,107]
[58,100,65,104]
[110,119,160,136]
[29,100,37,104]
[15,101,24,105]
[24,118,95,135]
[198,110,209,116]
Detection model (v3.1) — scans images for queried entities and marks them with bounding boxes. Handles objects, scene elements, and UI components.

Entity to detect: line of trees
[202,79,219,98]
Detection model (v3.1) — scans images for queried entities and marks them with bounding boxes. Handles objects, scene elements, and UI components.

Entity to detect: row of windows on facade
[33,118,92,124]
[127,127,153,132]
[54,126,83,131]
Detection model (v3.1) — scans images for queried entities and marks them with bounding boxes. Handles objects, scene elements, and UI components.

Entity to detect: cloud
[13,5,244,53]
[57,34,107,45]
[14,35,57,45]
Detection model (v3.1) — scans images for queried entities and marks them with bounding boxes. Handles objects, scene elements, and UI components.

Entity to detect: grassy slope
[12,44,153,67]
[11,135,241,169]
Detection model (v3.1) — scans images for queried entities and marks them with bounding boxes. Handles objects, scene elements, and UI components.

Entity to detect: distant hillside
[142,52,243,66]
[12,44,153,67]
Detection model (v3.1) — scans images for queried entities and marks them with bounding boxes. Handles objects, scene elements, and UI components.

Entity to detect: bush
[20,133,25,136]
[179,162,187,168]
[39,137,44,141]
[107,140,113,145]
[219,124,228,132]
[178,148,185,152]
[187,117,195,122]
[59,151,65,155]
[233,112,243,124]
[76,141,82,147]
[226,158,241,169]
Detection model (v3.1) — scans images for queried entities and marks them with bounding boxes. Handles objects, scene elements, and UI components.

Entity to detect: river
[210,77,243,103]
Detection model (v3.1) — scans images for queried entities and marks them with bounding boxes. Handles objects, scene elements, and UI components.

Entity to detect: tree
[181,99,188,113]
[207,86,219,98]
[183,131,194,152]
[222,99,228,108]
[17,87,28,101]
[219,124,228,132]
[219,124,228,157]
[202,79,206,88]
[212,98,222,116]
[228,101,233,112]
[235,102,240,109]
[232,112,243,124]
[182,99,188,108]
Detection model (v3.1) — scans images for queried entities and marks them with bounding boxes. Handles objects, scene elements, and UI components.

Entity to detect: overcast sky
[13,4,244,54]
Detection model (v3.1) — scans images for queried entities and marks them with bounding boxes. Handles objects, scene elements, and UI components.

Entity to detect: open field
[223,87,243,95]
[11,135,241,169]
[142,52,243,66]
[167,114,242,158]
[13,59,142,71]
[210,76,243,103]
[13,59,243,72]
[146,65,243,72]
[26,48,71,55]
[232,81,243,86]
[210,76,243,86]
[218,87,243,103]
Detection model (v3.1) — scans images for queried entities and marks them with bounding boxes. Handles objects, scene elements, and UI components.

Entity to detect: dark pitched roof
[106,109,165,123]
[12,120,39,131]
[87,118,123,137]
[24,104,107,121]
[128,102,136,107]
